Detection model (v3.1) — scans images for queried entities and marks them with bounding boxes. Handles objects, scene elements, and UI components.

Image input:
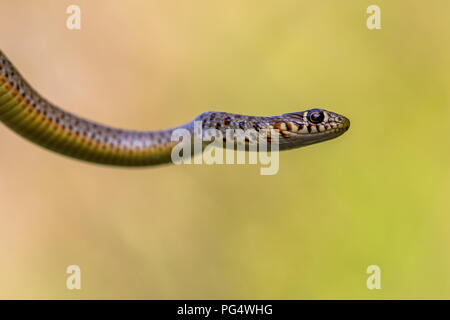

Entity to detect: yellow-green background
[0,0,448,299]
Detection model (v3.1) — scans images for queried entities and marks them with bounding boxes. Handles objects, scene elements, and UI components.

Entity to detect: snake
[0,50,350,167]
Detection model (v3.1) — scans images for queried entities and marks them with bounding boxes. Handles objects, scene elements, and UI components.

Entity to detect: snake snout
[341,116,350,131]
[326,110,350,133]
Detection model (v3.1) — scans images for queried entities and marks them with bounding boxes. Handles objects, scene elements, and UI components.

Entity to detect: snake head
[273,108,350,150]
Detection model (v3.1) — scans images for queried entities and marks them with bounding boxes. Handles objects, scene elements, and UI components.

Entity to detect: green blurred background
[0,0,449,299]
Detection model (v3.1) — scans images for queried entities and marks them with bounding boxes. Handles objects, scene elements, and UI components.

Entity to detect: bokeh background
[0,0,449,299]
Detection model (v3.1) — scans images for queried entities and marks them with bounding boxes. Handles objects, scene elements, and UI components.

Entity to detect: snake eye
[307,109,325,124]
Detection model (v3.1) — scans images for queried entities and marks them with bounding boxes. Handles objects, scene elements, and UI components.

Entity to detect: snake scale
[0,50,350,166]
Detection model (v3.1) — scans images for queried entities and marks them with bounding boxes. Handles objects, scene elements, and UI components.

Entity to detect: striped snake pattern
[0,50,350,166]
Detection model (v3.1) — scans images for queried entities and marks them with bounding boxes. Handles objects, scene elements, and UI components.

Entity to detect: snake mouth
[323,113,350,135]
[277,115,350,151]
[325,116,350,138]
[342,117,351,130]
[308,114,350,138]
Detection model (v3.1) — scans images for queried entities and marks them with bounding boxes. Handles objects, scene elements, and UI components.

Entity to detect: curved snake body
[0,50,350,166]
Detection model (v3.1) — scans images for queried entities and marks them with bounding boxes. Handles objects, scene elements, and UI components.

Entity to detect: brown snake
[0,50,350,166]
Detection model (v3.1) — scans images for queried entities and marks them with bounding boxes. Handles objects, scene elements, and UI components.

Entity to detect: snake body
[0,50,350,166]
